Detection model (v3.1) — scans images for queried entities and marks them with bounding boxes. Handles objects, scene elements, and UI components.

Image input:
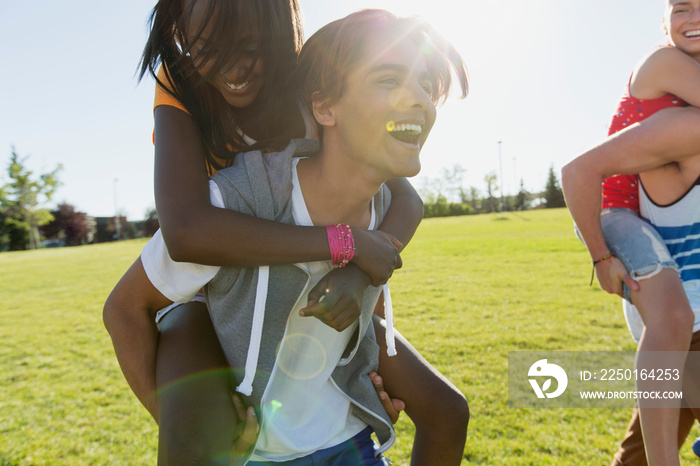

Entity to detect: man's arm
[103,257,173,421]
[561,106,700,293]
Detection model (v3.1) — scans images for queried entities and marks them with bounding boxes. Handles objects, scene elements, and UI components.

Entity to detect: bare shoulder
[638,46,690,68]
[632,46,695,98]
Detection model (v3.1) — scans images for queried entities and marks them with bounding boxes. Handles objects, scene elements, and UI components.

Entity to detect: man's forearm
[561,161,609,261]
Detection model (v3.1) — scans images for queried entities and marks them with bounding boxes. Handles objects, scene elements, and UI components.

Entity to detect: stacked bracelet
[590,252,615,285]
[326,224,355,268]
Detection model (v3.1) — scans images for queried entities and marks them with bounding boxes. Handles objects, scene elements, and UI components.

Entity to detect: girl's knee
[417,384,469,434]
[648,304,694,344]
[670,306,695,336]
[446,391,470,432]
[415,398,469,447]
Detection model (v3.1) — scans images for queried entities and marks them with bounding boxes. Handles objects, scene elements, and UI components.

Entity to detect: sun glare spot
[277,333,326,380]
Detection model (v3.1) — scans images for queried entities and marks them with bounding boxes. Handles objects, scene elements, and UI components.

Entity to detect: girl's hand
[351,229,403,286]
[230,394,259,461]
[300,265,372,331]
[595,256,640,297]
[369,371,405,424]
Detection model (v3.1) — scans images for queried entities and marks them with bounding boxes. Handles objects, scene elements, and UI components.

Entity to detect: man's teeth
[685,30,700,37]
[388,123,422,135]
[226,81,249,90]
[387,122,423,144]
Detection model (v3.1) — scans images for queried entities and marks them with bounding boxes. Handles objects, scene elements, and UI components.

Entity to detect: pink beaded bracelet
[326,223,355,268]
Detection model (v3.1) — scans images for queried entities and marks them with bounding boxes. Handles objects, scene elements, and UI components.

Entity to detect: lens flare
[277,333,326,380]
[270,399,283,414]
[419,40,436,56]
[386,121,395,132]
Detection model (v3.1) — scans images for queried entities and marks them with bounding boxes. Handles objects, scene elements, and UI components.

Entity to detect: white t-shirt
[141,158,373,461]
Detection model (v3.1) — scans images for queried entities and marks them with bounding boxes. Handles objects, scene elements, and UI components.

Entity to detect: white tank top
[637,176,700,334]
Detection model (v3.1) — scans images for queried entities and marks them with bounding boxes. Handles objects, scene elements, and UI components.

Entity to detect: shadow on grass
[493,212,532,222]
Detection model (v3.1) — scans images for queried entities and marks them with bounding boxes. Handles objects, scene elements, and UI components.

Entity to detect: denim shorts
[246,427,389,465]
[600,208,679,302]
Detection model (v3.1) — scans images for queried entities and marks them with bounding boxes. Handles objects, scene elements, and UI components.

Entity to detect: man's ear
[312,91,336,128]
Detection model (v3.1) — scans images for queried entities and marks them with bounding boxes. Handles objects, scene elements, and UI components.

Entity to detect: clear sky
[0,1,668,219]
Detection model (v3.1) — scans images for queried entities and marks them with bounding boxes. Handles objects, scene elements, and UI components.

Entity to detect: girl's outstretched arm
[153,105,403,284]
[154,106,328,266]
[103,257,172,421]
[382,177,424,248]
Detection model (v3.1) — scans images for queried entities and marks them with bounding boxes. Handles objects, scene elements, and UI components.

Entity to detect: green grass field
[1,208,698,465]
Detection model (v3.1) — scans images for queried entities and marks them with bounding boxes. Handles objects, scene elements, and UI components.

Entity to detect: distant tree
[484,172,498,213]
[424,194,448,218]
[515,179,531,211]
[423,194,472,218]
[418,163,467,204]
[143,207,160,237]
[460,186,481,214]
[124,220,138,239]
[501,195,515,212]
[440,164,466,202]
[418,178,440,205]
[0,211,11,250]
[0,148,62,250]
[448,202,471,216]
[544,165,566,208]
[41,203,91,246]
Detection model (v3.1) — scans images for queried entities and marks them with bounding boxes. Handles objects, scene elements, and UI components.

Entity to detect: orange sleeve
[151,67,226,175]
[152,66,191,145]
[154,66,189,115]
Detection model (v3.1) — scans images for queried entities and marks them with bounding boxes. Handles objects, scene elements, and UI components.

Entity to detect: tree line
[419,164,566,218]
[0,148,159,251]
[0,148,568,251]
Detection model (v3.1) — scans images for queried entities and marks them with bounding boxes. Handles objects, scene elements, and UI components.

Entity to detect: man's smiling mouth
[386,121,423,145]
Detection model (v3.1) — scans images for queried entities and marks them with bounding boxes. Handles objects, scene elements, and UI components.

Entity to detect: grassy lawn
[1,208,698,465]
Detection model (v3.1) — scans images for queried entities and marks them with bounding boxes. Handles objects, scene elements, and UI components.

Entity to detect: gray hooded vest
[204,139,395,461]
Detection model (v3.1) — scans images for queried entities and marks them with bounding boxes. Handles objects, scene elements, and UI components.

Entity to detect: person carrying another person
[563,102,700,465]
[564,1,700,463]
[104,9,468,465]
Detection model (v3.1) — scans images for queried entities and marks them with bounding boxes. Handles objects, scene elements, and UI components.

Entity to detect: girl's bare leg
[630,269,693,466]
[156,302,238,466]
[373,315,469,465]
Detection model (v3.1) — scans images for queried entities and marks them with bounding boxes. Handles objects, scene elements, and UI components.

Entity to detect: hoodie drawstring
[236,266,269,396]
[382,283,397,356]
